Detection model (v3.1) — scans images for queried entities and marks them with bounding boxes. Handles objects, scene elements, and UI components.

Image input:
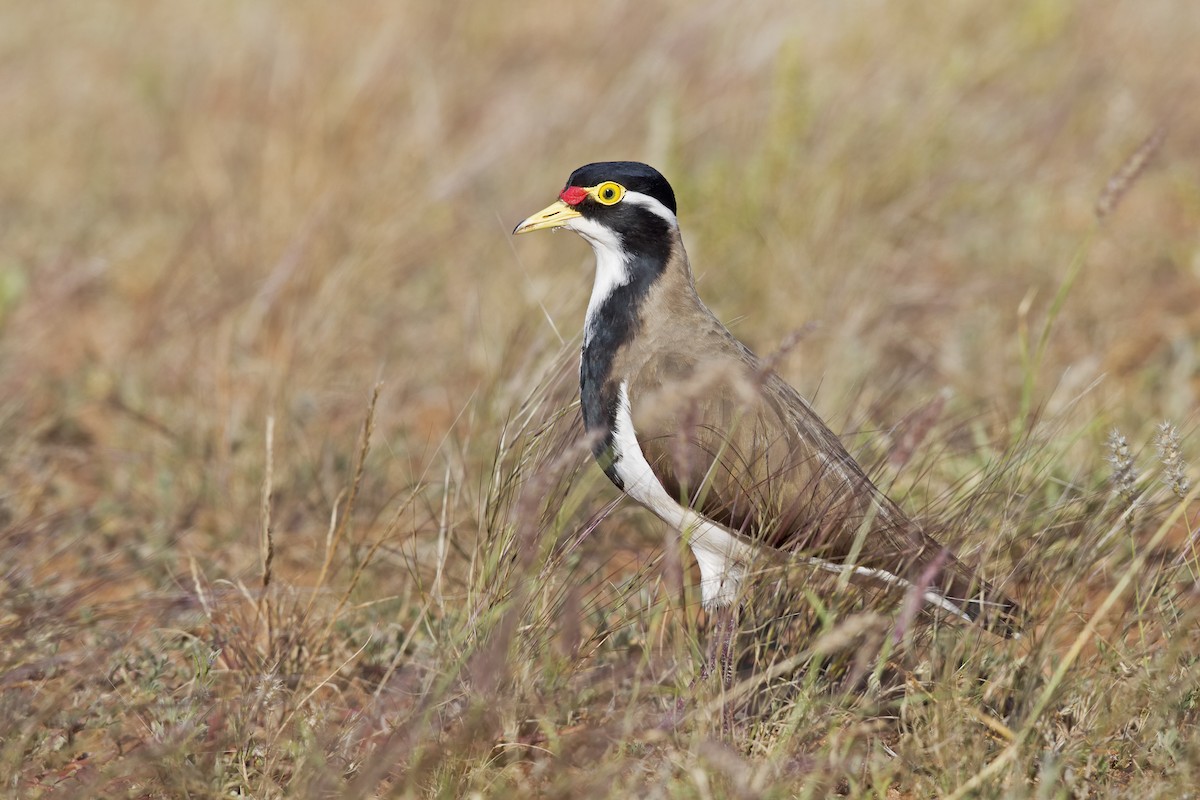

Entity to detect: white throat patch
[569,216,630,344]
[569,193,678,345]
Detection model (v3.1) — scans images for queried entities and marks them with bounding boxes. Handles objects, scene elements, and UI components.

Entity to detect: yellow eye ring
[593,181,625,205]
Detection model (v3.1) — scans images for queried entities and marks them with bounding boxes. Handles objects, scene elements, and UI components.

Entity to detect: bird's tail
[926,553,1025,639]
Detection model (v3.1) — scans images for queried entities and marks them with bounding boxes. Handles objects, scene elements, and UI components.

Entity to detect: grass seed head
[1154,421,1190,500]
[1106,428,1139,508]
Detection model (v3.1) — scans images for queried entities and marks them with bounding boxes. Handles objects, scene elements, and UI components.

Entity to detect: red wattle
[560,186,588,206]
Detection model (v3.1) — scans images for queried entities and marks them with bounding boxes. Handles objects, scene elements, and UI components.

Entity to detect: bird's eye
[594,182,625,206]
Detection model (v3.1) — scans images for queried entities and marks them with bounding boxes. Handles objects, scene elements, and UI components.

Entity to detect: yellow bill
[512,199,582,235]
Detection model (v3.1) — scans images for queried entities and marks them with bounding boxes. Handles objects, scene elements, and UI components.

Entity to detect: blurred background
[2,0,1198,795]
[4,0,1196,578]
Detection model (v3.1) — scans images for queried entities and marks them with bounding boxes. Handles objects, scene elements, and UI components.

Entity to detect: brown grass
[2,1,1199,796]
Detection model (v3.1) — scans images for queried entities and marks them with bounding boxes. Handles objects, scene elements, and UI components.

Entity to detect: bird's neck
[581,231,690,347]
[579,232,694,465]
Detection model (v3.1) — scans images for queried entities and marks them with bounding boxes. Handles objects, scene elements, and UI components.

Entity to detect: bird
[513,161,1021,684]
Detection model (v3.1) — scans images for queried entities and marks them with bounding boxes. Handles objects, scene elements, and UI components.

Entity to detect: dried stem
[305,383,382,618]
[1095,126,1166,221]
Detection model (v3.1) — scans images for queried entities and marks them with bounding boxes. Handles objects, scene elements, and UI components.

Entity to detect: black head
[513,162,679,258]
[563,161,677,216]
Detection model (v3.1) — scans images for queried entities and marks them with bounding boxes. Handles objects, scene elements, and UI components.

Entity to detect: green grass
[2,1,1199,796]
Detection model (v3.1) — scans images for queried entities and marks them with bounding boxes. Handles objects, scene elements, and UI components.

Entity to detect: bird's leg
[692,605,733,681]
[710,603,739,729]
[682,604,739,725]
[662,603,741,730]
[707,603,738,689]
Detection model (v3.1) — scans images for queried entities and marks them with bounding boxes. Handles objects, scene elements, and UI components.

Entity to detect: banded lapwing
[513,161,1021,683]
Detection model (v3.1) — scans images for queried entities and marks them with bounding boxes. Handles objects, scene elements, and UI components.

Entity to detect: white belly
[608,382,760,608]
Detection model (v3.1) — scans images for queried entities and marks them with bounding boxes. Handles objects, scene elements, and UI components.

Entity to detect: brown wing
[627,338,1021,633]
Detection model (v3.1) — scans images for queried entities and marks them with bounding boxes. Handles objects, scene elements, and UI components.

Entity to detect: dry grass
[2,1,1199,796]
